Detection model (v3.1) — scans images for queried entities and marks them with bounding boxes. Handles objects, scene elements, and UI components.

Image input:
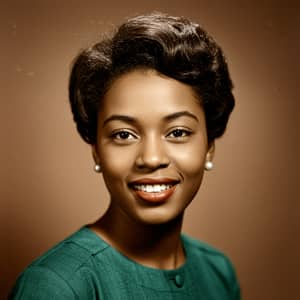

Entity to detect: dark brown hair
[69,13,235,144]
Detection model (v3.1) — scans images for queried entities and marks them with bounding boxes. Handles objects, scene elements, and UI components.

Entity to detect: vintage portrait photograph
[1,0,297,299]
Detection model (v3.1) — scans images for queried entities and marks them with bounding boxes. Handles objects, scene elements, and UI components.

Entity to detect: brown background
[1,0,299,299]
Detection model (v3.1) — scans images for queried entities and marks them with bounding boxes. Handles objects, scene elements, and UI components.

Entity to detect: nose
[135,134,170,170]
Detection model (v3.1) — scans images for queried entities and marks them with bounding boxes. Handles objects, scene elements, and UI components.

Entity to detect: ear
[91,144,100,165]
[205,141,215,162]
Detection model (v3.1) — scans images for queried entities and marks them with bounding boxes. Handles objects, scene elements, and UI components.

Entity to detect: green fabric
[9,227,241,299]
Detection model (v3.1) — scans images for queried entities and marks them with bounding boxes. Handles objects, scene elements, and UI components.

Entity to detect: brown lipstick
[128,178,179,203]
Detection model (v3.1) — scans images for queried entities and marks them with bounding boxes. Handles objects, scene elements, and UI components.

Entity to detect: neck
[90,204,185,270]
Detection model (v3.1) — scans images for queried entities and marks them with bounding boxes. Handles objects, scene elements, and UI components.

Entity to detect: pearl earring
[205,161,213,171]
[94,164,101,173]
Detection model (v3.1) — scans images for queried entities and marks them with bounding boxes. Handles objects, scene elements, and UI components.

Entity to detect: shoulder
[183,233,233,266]
[8,265,76,299]
[30,227,108,278]
[182,233,237,273]
[182,234,241,298]
[9,227,108,299]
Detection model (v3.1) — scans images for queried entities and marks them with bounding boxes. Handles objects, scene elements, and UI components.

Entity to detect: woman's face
[93,69,213,225]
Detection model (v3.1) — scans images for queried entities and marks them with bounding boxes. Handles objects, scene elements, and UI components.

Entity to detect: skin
[90,69,214,269]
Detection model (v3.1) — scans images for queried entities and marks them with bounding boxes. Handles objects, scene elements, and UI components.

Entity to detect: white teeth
[147,185,154,192]
[153,185,160,192]
[133,184,173,193]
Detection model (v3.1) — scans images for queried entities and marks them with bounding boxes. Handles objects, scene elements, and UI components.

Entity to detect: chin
[134,208,184,226]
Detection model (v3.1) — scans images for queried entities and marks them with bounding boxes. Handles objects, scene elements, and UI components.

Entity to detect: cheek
[168,141,207,176]
[99,146,135,180]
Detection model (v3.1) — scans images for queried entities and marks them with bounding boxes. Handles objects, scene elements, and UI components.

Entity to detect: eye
[167,128,192,139]
[111,130,137,141]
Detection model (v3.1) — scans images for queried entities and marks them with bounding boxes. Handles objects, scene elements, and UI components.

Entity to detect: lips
[128,178,179,203]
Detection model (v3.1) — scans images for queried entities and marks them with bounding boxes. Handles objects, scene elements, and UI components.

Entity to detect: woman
[10,13,240,299]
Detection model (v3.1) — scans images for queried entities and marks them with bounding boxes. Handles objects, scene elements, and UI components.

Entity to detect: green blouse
[9,227,241,299]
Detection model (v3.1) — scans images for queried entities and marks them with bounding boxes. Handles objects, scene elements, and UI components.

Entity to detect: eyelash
[111,128,192,142]
[111,130,137,141]
[166,128,192,139]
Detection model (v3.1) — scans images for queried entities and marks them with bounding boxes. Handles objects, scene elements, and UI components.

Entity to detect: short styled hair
[69,13,235,144]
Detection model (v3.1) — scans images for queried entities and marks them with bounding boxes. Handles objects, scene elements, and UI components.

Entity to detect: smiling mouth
[128,179,179,203]
[132,183,175,193]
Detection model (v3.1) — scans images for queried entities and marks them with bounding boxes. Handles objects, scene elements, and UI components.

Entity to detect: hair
[69,12,235,144]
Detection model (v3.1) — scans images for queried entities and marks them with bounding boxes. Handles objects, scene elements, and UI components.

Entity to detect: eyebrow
[103,115,137,127]
[164,111,199,122]
[102,111,199,127]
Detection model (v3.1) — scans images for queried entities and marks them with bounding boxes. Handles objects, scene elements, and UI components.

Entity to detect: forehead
[100,69,203,118]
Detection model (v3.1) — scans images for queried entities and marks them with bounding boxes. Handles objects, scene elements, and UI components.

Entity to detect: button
[174,274,184,288]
